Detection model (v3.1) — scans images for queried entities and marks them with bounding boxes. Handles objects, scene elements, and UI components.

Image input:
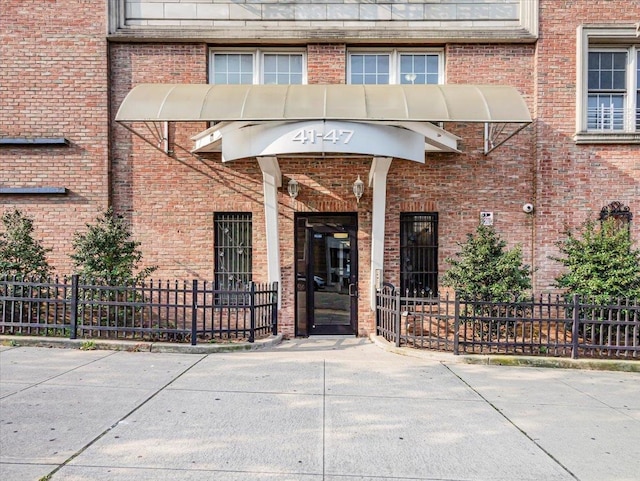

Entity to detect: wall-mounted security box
[480,211,494,226]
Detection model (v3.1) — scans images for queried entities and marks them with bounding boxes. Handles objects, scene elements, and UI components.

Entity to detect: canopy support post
[257,156,283,308]
[368,156,392,311]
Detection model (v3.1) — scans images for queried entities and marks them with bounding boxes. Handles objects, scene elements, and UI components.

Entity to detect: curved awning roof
[115,83,531,123]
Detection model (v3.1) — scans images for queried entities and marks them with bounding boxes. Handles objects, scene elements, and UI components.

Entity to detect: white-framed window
[348,49,443,85]
[576,25,640,142]
[209,49,306,85]
[587,49,634,131]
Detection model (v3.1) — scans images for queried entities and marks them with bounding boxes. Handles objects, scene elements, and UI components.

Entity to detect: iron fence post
[572,294,580,359]
[375,288,379,334]
[191,279,198,346]
[249,282,256,343]
[271,282,278,336]
[70,274,79,339]
[395,291,401,347]
[453,294,460,355]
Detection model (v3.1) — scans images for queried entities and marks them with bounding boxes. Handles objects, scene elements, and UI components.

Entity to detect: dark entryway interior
[295,214,358,336]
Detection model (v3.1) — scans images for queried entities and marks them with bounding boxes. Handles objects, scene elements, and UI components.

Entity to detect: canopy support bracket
[118,121,173,156]
[484,122,531,155]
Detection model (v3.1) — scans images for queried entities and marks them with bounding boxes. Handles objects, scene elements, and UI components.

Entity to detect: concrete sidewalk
[1,338,639,481]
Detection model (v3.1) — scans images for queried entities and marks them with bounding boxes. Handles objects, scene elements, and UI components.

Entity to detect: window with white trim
[348,50,443,85]
[210,50,305,85]
[587,49,637,131]
[577,26,640,142]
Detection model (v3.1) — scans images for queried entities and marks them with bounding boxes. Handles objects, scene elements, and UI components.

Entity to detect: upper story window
[348,50,443,85]
[576,25,640,143]
[210,49,305,85]
[587,49,637,131]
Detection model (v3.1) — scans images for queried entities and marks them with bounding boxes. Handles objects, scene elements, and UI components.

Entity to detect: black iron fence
[0,275,278,344]
[376,284,639,359]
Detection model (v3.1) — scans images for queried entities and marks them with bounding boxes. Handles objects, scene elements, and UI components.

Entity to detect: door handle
[349,283,358,297]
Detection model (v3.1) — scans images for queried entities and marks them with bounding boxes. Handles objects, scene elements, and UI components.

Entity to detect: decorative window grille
[599,201,633,229]
[400,213,439,296]
[214,213,252,291]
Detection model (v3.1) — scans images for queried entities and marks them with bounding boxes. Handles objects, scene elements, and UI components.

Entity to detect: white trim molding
[108,0,538,43]
[575,24,640,144]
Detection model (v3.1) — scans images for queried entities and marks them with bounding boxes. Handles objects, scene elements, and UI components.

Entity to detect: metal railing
[376,285,639,359]
[587,105,639,132]
[0,275,278,344]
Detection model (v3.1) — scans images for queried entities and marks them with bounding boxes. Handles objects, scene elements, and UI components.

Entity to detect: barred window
[214,213,252,291]
[400,213,438,296]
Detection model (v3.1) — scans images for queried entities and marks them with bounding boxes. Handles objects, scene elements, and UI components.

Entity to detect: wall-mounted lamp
[353,175,364,204]
[287,178,299,199]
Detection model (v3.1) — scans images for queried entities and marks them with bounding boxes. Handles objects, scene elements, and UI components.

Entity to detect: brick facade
[307,45,346,85]
[0,0,110,272]
[2,0,638,338]
[534,0,640,291]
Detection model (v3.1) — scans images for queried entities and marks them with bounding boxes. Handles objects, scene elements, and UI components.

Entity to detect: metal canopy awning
[115,83,532,156]
[116,83,531,123]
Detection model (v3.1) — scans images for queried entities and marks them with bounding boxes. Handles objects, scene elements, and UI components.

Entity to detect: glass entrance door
[295,214,358,336]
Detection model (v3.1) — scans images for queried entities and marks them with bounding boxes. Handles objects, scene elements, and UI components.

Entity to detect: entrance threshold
[310,325,357,336]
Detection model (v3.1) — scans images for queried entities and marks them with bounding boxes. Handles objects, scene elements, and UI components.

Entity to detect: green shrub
[70,208,156,285]
[442,223,532,301]
[0,209,52,279]
[553,218,640,303]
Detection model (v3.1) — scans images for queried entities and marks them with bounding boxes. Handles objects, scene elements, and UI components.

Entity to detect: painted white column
[368,156,392,310]
[256,156,282,307]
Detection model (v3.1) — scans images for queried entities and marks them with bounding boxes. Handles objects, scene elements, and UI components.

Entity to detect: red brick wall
[109,44,357,336]
[108,42,539,336]
[439,44,536,291]
[0,0,109,273]
[534,0,640,292]
[110,43,216,279]
[308,44,346,84]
